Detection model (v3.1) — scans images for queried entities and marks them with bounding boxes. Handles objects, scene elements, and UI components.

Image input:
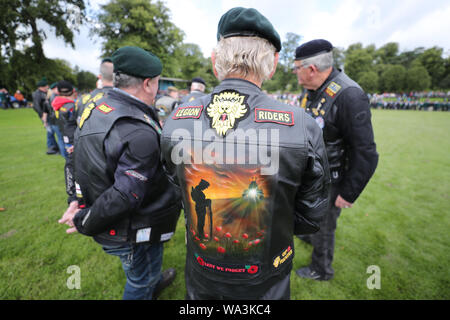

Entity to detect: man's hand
[59,201,80,234]
[335,195,353,209]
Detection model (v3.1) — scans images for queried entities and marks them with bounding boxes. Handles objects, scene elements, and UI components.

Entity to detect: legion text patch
[172,106,203,119]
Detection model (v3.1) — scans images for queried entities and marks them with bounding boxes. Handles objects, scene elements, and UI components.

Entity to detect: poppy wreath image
[246,265,259,274]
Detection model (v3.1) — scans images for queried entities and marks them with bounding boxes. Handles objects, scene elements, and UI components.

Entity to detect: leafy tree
[76,70,97,92]
[92,0,184,77]
[358,71,379,93]
[379,64,407,92]
[344,47,373,82]
[417,47,446,89]
[0,0,86,62]
[405,61,431,91]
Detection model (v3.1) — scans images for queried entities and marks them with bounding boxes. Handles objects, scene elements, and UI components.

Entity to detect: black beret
[295,39,333,60]
[217,7,281,52]
[191,77,205,85]
[57,80,73,95]
[112,46,162,78]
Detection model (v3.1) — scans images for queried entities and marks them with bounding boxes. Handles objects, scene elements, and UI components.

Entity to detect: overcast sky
[41,0,450,75]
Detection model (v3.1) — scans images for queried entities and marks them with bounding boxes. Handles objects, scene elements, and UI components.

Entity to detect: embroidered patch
[79,102,96,128]
[96,103,114,114]
[272,246,293,268]
[125,169,148,182]
[325,81,342,97]
[195,254,259,275]
[206,90,249,136]
[254,108,294,126]
[81,93,91,105]
[172,106,203,119]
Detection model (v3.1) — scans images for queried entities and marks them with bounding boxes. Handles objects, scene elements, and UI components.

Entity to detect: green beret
[50,82,58,89]
[36,77,48,87]
[112,46,162,78]
[217,7,281,52]
[101,56,113,63]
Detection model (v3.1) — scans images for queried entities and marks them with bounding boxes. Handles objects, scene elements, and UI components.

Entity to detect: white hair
[191,82,205,92]
[213,36,276,82]
[113,72,144,89]
[300,51,333,72]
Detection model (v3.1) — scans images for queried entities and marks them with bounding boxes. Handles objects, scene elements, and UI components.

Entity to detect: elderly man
[161,7,330,300]
[293,39,379,281]
[59,46,181,300]
[181,77,206,103]
[155,86,180,125]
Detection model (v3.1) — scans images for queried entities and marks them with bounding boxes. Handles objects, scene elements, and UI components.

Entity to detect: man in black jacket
[161,7,330,300]
[32,78,59,155]
[59,46,181,300]
[293,39,379,281]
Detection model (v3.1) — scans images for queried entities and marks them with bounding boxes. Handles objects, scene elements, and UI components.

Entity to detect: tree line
[1,0,449,99]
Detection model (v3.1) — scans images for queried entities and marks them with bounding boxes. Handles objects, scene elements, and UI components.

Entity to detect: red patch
[254,108,294,126]
[172,106,203,119]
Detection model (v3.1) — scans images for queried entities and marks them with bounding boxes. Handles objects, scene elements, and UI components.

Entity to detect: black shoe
[46,148,58,155]
[152,268,176,300]
[296,266,332,281]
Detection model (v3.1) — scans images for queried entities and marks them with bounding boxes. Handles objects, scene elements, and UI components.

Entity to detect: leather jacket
[161,78,330,298]
[73,88,181,246]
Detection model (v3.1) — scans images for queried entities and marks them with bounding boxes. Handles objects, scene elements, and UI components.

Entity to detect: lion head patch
[206,90,249,136]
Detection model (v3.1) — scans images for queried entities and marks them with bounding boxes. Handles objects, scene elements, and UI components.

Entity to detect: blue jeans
[51,124,67,159]
[102,242,163,300]
[46,124,58,150]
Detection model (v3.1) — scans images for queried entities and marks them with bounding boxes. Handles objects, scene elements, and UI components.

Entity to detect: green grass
[0,108,449,300]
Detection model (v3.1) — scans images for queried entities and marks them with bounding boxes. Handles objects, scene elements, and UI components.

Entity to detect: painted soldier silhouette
[191,179,212,240]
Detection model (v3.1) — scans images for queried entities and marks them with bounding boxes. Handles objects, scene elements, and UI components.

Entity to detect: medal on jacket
[206,90,249,136]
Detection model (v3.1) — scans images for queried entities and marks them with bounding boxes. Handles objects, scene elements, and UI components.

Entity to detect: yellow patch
[206,90,249,136]
[325,81,342,97]
[273,246,293,268]
[79,102,96,128]
[96,103,114,114]
[82,93,91,104]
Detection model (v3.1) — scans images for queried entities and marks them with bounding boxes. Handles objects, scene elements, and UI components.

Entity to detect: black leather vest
[301,70,361,182]
[162,79,311,297]
[74,91,181,244]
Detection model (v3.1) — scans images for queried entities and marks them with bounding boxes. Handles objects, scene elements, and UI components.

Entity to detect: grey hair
[113,72,144,89]
[100,61,114,82]
[301,51,333,72]
[213,36,276,82]
[191,82,205,92]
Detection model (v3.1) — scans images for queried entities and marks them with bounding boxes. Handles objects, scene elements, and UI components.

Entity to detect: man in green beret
[161,8,329,299]
[59,46,181,300]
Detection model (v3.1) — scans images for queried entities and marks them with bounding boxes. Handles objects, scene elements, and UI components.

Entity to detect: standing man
[75,57,114,124]
[161,7,330,300]
[293,39,379,281]
[33,77,59,155]
[180,77,206,103]
[59,46,181,300]
[155,86,180,125]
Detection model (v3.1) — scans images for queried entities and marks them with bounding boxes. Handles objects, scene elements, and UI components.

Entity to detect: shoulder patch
[325,81,342,97]
[254,108,294,126]
[172,105,203,120]
[79,102,96,128]
[96,103,115,114]
[81,93,91,104]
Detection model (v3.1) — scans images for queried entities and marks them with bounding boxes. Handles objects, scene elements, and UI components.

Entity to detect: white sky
[41,0,450,75]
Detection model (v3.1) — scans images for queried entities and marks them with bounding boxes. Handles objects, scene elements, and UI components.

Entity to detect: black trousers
[299,185,341,278]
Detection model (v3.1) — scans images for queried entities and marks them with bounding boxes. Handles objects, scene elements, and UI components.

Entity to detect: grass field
[0,108,449,300]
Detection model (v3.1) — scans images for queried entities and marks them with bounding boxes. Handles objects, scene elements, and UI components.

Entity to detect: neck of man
[226,73,262,88]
